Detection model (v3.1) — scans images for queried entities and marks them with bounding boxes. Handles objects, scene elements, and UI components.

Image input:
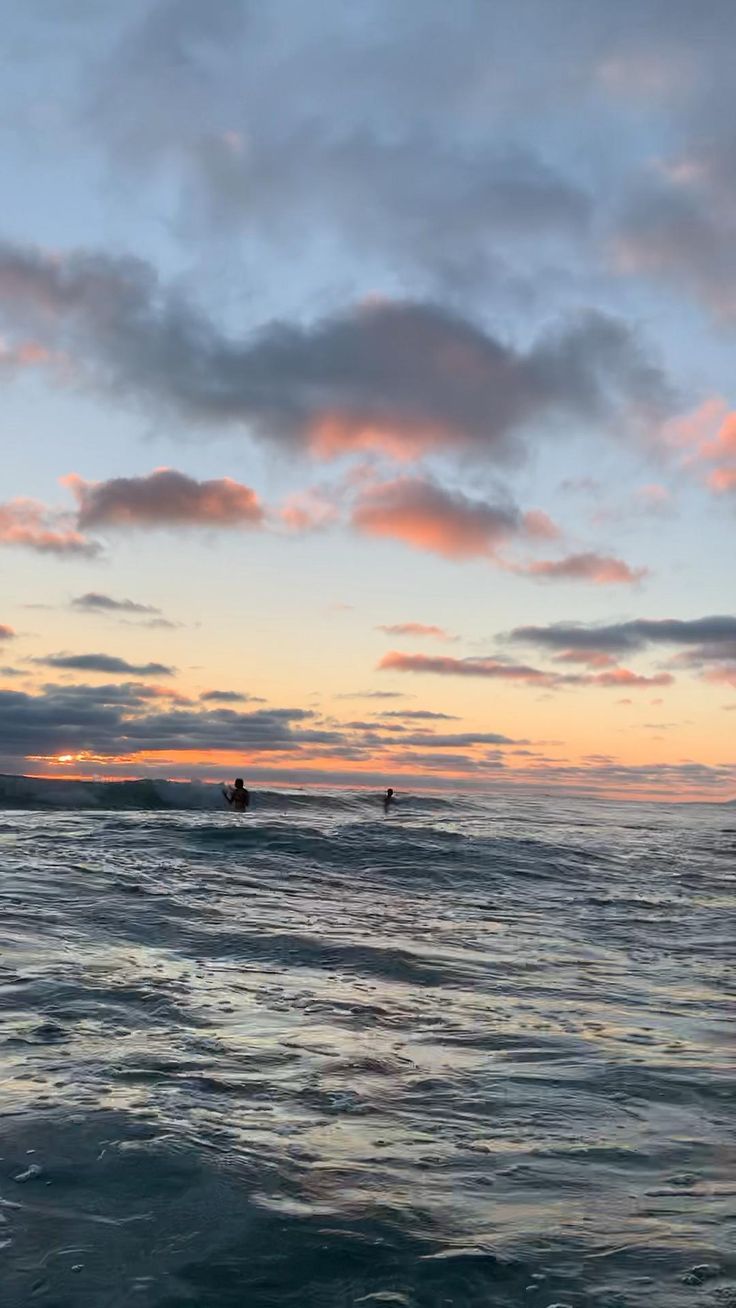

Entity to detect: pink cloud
[379,650,673,690]
[518,551,647,585]
[661,397,736,494]
[0,623,15,640]
[66,469,264,529]
[376,623,456,642]
[552,649,617,668]
[279,489,339,532]
[522,509,561,540]
[378,650,552,682]
[0,499,99,557]
[589,669,673,688]
[708,467,736,493]
[636,482,671,508]
[702,664,736,687]
[351,475,554,561]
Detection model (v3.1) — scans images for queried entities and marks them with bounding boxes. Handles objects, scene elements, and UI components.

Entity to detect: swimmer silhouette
[383,787,395,813]
[223,778,250,812]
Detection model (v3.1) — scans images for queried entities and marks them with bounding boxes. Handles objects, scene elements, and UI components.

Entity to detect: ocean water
[0,782,734,1308]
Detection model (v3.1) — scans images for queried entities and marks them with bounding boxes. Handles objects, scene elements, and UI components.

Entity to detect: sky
[0,0,734,801]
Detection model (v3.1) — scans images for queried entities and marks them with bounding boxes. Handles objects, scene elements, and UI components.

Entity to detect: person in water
[383,787,395,812]
[223,778,250,811]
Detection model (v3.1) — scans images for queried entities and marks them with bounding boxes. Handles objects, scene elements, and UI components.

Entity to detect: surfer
[383,787,395,813]
[223,778,250,812]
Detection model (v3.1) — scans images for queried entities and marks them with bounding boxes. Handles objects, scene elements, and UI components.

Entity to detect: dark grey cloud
[0,243,672,463]
[0,681,338,762]
[510,615,736,655]
[200,690,265,704]
[34,652,175,676]
[382,709,459,721]
[71,592,160,614]
[388,731,522,748]
[69,468,263,529]
[334,690,409,700]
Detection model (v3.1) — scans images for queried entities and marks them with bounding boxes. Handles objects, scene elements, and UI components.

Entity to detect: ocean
[0,780,733,1307]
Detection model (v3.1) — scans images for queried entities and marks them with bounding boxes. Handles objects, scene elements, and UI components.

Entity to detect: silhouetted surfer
[383,787,395,813]
[223,778,250,812]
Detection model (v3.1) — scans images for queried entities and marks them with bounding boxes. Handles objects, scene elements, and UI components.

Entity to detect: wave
[0,773,458,814]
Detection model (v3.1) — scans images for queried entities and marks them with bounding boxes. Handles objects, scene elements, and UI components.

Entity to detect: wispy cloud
[376,622,456,641]
[378,650,673,690]
[378,651,551,683]
[71,592,161,614]
[200,690,266,704]
[514,551,647,585]
[0,498,99,557]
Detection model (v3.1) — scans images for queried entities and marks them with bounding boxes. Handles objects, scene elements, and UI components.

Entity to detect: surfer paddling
[223,778,250,812]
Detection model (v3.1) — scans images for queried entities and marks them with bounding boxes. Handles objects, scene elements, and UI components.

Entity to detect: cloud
[279,489,339,532]
[551,649,617,668]
[378,650,673,690]
[334,690,409,700]
[71,592,161,614]
[510,615,736,655]
[587,669,673,688]
[351,477,638,582]
[352,475,546,560]
[0,498,99,557]
[376,622,456,641]
[34,653,175,677]
[0,681,336,764]
[659,398,736,495]
[516,551,647,585]
[66,468,264,529]
[382,709,460,721]
[0,624,15,640]
[378,651,552,683]
[389,731,521,747]
[200,689,265,703]
[78,0,593,291]
[0,243,672,463]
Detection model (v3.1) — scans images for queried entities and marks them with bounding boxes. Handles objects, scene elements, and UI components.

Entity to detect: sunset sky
[1,1,734,800]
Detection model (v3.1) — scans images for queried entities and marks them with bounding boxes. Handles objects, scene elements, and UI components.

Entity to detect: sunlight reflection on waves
[0,796,733,1307]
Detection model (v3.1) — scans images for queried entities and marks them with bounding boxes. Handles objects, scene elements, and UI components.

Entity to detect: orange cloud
[308,414,440,461]
[0,623,15,640]
[352,475,537,560]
